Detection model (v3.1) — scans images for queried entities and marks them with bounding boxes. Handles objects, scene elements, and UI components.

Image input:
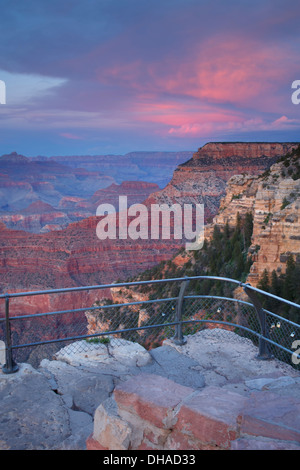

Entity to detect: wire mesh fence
[1,276,300,372]
[181,296,260,341]
[265,309,300,365]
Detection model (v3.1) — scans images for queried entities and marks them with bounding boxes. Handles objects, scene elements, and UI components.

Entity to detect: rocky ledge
[1,329,300,450]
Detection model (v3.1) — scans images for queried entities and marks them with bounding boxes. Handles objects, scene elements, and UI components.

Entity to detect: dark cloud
[0,0,299,155]
[1,0,298,78]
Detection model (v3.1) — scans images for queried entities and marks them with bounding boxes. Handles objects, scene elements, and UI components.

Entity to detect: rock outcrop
[1,329,300,450]
[208,146,300,285]
[88,373,300,451]
[146,142,298,221]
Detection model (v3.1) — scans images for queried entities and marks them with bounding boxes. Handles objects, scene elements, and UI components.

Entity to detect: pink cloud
[60,132,82,140]
[118,34,299,138]
[271,115,300,127]
[149,35,290,112]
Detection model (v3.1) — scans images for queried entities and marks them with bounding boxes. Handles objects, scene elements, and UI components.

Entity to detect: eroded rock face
[209,149,300,285]
[145,142,298,222]
[1,143,299,356]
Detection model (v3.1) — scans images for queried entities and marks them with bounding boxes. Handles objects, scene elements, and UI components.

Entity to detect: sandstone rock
[39,357,115,416]
[143,345,205,389]
[0,363,71,450]
[92,397,133,450]
[146,142,297,223]
[164,329,297,388]
[208,149,300,286]
[245,375,300,391]
[114,373,194,430]
[2,324,300,450]
[174,386,247,448]
[53,338,152,369]
[240,390,300,442]
[231,437,300,450]
[89,369,300,451]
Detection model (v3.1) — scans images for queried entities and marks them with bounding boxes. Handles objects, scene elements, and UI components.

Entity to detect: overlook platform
[1,329,300,450]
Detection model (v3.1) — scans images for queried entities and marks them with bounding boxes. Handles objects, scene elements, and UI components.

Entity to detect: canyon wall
[47,151,194,188]
[2,142,299,362]
[0,181,160,233]
[146,142,298,221]
[207,146,300,286]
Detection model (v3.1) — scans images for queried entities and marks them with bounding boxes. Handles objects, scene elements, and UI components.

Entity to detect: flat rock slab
[141,345,205,389]
[231,438,300,450]
[174,385,247,448]
[240,390,300,442]
[39,358,115,416]
[164,329,299,387]
[89,373,300,451]
[0,364,71,450]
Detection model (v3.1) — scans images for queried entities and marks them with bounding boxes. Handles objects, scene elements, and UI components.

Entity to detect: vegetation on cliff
[277,144,300,181]
[131,145,300,323]
[135,212,253,299]
[86,145,300,349]
[257,255,300,322]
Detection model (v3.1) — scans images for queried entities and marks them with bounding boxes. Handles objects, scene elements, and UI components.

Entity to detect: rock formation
[47,151,194,188]
[0,180,160,233]
[1,142,299,361]
[1,329,300,450]
[146,142,298,221]
[0,152,115,212]
[209,146,300,285]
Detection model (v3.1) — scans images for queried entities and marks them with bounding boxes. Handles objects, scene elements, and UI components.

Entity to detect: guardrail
[1,276,300,373]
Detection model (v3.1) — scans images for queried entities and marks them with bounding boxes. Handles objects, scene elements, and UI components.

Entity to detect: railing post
[243,284,273,360]
[172,278,189,345]
[2,295,19,374]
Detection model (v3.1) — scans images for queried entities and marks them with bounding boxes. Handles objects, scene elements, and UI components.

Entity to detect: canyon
[2,142,296,294]
[83,144,300,344]
[0,150,189,233]
[207,145,300,286]
[1,142,299,362]
[0,181,160,233]
[146,142,298,221]
[46,151,193,188]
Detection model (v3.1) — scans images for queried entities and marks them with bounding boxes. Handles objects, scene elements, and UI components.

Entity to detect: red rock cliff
[146,142,298,221]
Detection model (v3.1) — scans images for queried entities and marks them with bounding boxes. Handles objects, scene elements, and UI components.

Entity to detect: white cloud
[0,70,66,105]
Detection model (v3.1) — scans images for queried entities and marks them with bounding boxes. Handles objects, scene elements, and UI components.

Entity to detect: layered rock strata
[208,148,300,285]
[146,142,298,221]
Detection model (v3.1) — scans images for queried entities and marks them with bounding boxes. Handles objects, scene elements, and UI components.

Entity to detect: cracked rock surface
[1,330,299,450]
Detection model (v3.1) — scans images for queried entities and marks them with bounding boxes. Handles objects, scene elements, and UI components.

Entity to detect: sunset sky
[0,0,299,156]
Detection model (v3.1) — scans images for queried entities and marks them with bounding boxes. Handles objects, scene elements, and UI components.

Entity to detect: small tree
[258,268,269,292]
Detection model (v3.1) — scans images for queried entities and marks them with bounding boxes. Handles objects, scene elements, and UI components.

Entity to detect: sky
[0,0,299,157]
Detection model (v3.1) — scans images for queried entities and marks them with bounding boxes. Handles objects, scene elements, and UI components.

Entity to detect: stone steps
[87,373,300,450]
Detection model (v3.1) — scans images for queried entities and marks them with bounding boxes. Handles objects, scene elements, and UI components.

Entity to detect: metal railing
[1,275,300,373]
